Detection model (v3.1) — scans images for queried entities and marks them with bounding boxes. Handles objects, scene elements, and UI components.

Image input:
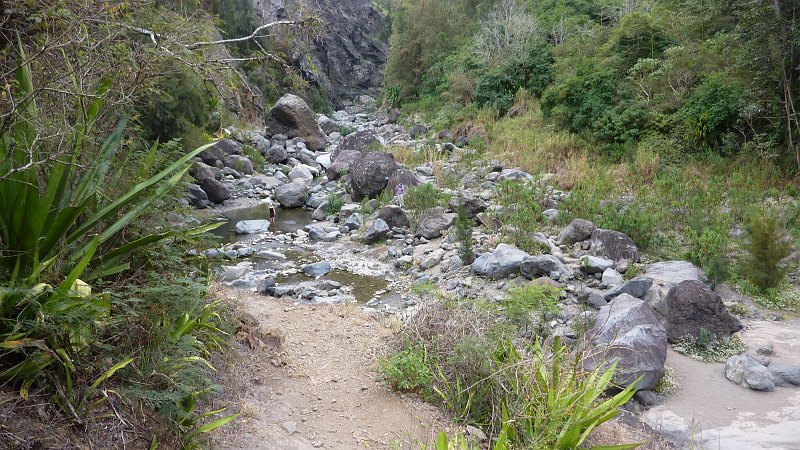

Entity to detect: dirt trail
[208,287,448,450]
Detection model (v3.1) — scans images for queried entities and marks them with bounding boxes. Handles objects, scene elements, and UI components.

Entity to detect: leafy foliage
[404,183,451,230]
[743,212,790,291]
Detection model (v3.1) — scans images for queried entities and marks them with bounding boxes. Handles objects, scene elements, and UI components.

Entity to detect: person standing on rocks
[268,204,277,229]
[396,183,406,207]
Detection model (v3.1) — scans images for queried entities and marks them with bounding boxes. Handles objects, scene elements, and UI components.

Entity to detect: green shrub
[603,12,672,70]
[338,125,356,136]
[743,213,790,291]
[503,284,562,328]
[493,180,547,253]
[682,72,743,152]
[473,45,552,115]
[242,144,265,171]
[404,183,451,230]
[541,62,620,135]
[378,343,433,393]
[326,193,344,215]
[454,196,475,263]
[307,85,333,114]
[137,68,215,144]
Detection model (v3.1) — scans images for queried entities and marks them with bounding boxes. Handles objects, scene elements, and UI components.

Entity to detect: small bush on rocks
[326,193,344,215]
[743,212,790,291]
[242,144,265,170]
[404,183,451,230]
[378,343,433,393]
[674,334,746,362]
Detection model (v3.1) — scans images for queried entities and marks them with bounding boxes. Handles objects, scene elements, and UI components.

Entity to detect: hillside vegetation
[382,0,800,300]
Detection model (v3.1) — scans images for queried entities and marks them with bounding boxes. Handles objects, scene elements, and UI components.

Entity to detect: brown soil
[207,288,450,450]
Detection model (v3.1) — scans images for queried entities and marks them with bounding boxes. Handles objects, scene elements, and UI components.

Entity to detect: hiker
[395,183,406,207]
[268,204,276,227]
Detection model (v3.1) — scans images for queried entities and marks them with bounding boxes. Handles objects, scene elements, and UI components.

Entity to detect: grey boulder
[725,355,775,391]
[378,205,410,229]
[275,180,308,208]
[200,178,231,204]
[415,213,457,239]
[557,219,596,246]
[589,228,640,262]
[351,152,397,201]
[583,294,667,390]
[604,277,653,301]
[520,255,572,281]
[235,220,271,235]
[472,243,530,279]
[580,255,614,274]
[326,149,362,181]
[363,219,391,244]
[303,261,332,277]
[266,94,327,151]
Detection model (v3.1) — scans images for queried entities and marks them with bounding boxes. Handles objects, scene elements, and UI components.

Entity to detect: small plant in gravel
[326,193,344,215]
[654,366,679,396]
[675,334,746,362]
[338,125,356,136]
[378,343,433,393]
[492,180,548,253]
[411,280,439,297]
[454,196,475,264]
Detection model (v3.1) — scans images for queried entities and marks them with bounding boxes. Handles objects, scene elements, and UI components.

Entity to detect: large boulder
[275,180,308,208]
[378,205,410,229]
[589,229,640,262]
[191,161,218,183]
[200,178,231,204]
[415,213,457,239]
[643,260,707,316]
[604,277,653,301]
[725,355,775,391]
[225,155,254,175]
[266,94,327,151]
[288,164,314,182]
[520,255,572,281]
[186,183,211,209]
[199,139,241,166]
[448,195,488,220]
[266,144,289,164]
[386,168,422,196]
[317,115,338,135]
[584,294,667,390]
[326,149,362,181]
[350,152,397,201]
[363,219,391,244]
[235,220,271,235]
[333,129,382,160]
[472,243,530,279]
[661,280,743,343]
[557,219,596,246]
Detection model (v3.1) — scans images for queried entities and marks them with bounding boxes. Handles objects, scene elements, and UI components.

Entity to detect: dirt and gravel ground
[208,288,449,450]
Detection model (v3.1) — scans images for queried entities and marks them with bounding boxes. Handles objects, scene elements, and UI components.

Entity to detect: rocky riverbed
[183,94,800,449]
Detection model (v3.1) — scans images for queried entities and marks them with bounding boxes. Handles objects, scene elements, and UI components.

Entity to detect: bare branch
[185,20,299,50]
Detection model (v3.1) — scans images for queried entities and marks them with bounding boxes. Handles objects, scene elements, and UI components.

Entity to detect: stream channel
[206,204,397,307]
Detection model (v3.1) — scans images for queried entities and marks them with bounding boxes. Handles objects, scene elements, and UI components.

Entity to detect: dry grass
[486,105,583,175]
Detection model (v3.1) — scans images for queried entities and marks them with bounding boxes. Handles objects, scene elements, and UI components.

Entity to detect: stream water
[208,205,394,306]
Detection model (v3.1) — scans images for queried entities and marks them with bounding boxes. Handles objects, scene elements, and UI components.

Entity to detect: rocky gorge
[181,93,800,449]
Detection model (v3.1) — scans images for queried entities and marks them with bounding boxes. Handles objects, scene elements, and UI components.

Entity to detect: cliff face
[251,0,388,107]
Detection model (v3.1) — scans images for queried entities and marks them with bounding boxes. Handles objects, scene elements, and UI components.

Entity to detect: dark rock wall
[250,0,388,107]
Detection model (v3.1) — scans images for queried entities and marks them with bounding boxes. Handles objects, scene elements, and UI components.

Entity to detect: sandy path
[648,320,800,449]
[208,288,448,450]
